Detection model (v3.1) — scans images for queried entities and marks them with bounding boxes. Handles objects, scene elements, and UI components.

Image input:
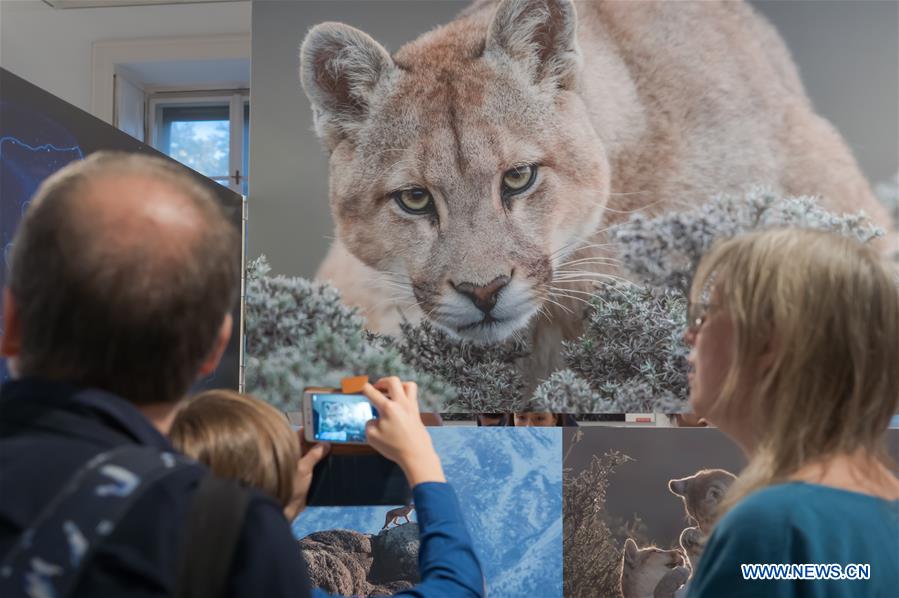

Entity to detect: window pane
[167,119,230,180]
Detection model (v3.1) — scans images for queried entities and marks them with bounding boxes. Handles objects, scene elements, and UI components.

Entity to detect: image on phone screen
[311,393,378,443]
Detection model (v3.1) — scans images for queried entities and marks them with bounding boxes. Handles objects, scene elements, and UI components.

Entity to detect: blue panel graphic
[0,129,84,383]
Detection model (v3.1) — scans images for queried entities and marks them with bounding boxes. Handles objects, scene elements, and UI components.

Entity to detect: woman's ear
[757,332,781,373]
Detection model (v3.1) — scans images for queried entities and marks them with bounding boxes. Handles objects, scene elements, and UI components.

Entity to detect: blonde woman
[171,379,484,597]
[683,229,899,597]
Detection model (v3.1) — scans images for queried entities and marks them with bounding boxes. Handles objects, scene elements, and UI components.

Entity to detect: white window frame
[91,34,250,125]
[148,90,249,194]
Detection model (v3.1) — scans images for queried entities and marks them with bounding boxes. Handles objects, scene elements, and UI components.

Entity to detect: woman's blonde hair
[169,390,300,510]
[690,228,899,515]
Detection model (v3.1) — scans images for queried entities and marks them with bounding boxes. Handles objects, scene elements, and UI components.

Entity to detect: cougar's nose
[452,274,511,314]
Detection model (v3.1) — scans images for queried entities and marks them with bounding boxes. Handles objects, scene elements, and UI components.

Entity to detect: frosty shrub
[530,369,599,412]
[245,187,889,413]
[244,257,528,412]
[393,320,529,411]
[532,284,689,413]
[535,190,885,412]
[613,189,884,293]
[243,256,456,411]
[564,436,634,598]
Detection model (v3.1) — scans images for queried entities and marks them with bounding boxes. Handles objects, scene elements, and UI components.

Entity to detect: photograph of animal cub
[619,469,737,598]
[292,0,895,387]
[566,427,899,597]
[563,428,745,598]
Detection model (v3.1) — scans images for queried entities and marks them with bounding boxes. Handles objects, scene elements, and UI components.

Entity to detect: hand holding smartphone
[362,378,446,486]
[301,378,445,506]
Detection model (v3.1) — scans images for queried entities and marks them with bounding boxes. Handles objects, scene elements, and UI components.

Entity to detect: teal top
[688,482,899,598]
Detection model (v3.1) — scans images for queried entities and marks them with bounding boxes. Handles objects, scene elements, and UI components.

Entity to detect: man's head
[1,151,240,405]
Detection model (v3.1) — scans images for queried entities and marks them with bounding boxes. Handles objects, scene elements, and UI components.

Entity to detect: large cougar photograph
[248,0,897,408]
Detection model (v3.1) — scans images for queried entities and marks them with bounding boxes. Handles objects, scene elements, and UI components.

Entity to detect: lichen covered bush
[245,186,887,413]
[243,257,456,411]
[613,188,882,294]
[564,435,634,598]
[244,258,527,411]
[529,189,885,412]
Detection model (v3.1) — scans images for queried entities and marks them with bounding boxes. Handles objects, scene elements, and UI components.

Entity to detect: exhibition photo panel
[1,0,898,596]
[248,0,898,414]
[563,427,899,598]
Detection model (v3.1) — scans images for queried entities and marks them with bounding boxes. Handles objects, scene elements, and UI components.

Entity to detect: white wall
[0,0,250,116]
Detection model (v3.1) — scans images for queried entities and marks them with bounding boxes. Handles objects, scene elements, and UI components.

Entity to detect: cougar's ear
[668,477,689,497]
[623,538,639,565]
[485,0,580,90]
[300,22,395,148]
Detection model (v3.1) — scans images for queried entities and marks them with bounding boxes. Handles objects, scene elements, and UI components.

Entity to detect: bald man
[0,153,315,596]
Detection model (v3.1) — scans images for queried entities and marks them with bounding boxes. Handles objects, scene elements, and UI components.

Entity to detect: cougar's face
[643,548,684,571]
[329,61,609,343]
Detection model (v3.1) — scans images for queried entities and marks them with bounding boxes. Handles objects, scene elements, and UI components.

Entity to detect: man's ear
[197,314,232,378]
[1,288,22,358]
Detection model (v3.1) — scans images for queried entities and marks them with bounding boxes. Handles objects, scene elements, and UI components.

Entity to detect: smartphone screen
[310,393,378,443]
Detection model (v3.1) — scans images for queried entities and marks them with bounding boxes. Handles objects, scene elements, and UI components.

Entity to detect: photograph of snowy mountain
[292,427,563,597]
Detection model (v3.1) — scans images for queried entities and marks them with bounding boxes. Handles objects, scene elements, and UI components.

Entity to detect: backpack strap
[174,476,252,598]
[0,445,194,598]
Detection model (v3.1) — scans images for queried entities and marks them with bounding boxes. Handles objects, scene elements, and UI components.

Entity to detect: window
[149,91,249,195]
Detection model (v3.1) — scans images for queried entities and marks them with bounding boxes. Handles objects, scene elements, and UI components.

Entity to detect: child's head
[170,390,300,514]
[686,228,899,497]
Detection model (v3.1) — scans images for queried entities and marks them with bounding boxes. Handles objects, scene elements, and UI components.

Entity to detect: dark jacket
[0,378,312,597]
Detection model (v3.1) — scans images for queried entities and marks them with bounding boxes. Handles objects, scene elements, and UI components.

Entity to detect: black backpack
[0,445,251,598]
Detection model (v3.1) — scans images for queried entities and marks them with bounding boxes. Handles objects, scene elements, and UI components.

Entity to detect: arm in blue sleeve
[394,482,484,598]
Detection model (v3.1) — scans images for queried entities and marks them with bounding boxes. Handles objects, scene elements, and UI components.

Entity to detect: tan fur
[381,504,414,530]
[301,0,893,388]
[620,538,684,598]
[668,469,736,535]
[678,526,704,572]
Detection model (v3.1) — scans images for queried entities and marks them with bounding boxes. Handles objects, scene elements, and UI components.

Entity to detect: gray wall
[250,0,899,278]
[749,0,898,184]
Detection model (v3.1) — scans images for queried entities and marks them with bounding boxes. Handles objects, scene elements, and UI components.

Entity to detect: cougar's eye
[501,164,537,197]
[393,188,433,214]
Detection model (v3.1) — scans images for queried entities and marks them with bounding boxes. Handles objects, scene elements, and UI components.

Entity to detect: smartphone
[302,390,378,444]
